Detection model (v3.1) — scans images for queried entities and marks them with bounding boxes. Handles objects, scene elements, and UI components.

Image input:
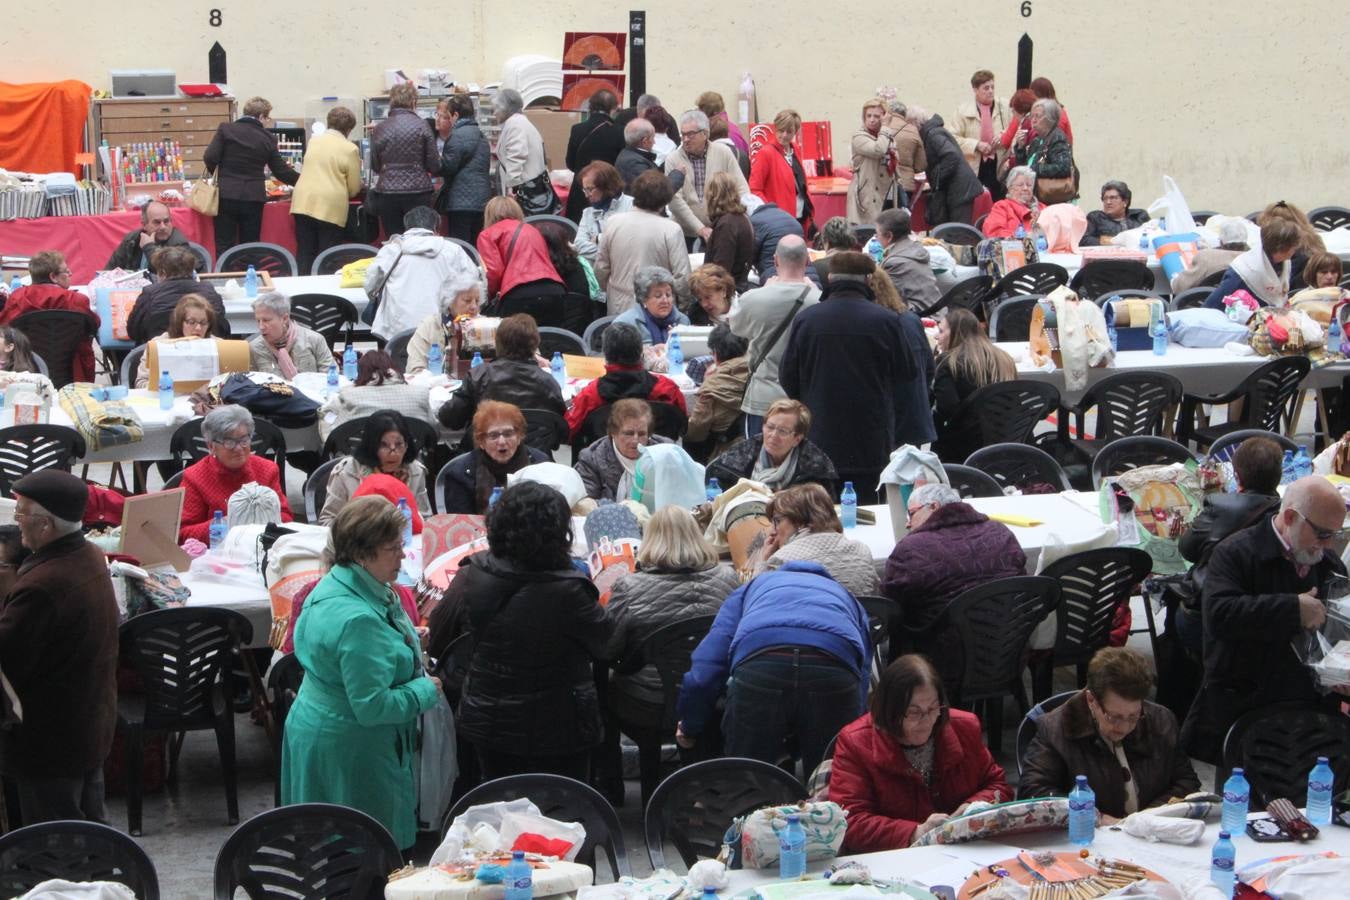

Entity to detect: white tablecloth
[181,568,273,649]
[222,274,369,337]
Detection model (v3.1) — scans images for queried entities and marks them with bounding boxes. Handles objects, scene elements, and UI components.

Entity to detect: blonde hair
[764,398,811,436]
[636,506,719,572]
[871,272,907,313]
[861,97,886,117]
[704,172,746,219]
[772,109,802,135]
[484,196,524,228]
[941,307,1016,389]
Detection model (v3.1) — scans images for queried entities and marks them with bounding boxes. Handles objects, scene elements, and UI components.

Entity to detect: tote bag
[188,173,219,216]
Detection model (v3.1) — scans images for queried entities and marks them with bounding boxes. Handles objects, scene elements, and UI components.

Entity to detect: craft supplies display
[957,853,1166,898]
[116,140,185,183]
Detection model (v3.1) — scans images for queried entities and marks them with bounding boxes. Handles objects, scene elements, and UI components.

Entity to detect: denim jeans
[723,650,863,779]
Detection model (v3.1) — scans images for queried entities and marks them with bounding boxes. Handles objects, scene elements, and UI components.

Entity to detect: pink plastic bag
[1038,203,1088,252]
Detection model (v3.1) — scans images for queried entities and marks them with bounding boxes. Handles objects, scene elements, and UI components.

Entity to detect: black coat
[437,118,491,213]
[1179,492,1280,565]
[919,115,983,210]
[453,551,613,754]
[125,277,229,344]
[930,356,985,463]
[203,116,299,203]
[779,282,932,473]
[438,358,566,431]
[750,203,820,284]
[613,146,684,194]
[1082,209,1150,245]
[1181,519,1346,761]
[564,113,625,221]
[706,434,838,496]
[438,446,550,515]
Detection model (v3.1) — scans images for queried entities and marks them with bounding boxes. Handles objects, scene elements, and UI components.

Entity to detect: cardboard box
[523,108,581,170]
[147,337,251,393]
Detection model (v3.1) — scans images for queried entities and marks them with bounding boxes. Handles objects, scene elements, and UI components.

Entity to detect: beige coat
[950,98,1012,172]
[496,112,547,192]
[846,124,927,225]
[664,142,749,238]
[404,314,446,376]
[319,455,431,524]
[290,131,362,227]
[247,325,335,376]
[594,210,691,314]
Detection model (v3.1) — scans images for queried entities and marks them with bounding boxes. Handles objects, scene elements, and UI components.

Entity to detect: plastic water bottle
[1211,831,1236,897]
[1294,445,1313,480]
[700,887,718,900]
[1104,300,1118,352]
[1015,224,1027,240]
[1307,756,1335,826]
[1281,450,1296,486]
[489,486,503,508]
[1331,316,1344,356]
[158,371,174,410]
[342,344,358,382]
[1139,231,1151,251]
[864,235,883,262]
[1068,775,1096,846]
[1222,768,1250,836]
[504,850,532,900]
[706,477,722,502]
[324,362,338,394]
[840,481,857,530]
[668,333,684,377]
[244,264,258,298]
[1034,228,1048,253]
[208,510,227,550]
[397,497,413,548]
[7,275,20,292]
[778,813,806,879]
[1152,318,1168,356]
[550,351,566,387]
[427,343,444,376]
[470,351,484,370]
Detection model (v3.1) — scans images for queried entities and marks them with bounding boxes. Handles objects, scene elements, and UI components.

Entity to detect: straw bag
[188,173,219,216]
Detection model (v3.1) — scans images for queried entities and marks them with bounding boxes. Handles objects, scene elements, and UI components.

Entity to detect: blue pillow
[1166,308,1249,348]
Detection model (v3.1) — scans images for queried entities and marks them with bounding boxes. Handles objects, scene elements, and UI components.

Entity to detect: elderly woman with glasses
[0,249,101,382]
[320,411,431,525]
[829,655,1010,851]
[133,293,218,388]
[575,397,673,502]
[707,399,837,494]
[1020,647,1199,822]
[247,292,335,378]
[612,265,690,346]
[178,405,293,542]
[757,483,877,598]
[439,401,548,514]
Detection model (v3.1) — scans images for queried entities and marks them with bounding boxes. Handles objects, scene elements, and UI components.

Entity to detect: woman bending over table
[317,350,429,443]
[178,405,293,543]
[247,292,334,377]
[829,655,1010,851]
[320,410,431,525]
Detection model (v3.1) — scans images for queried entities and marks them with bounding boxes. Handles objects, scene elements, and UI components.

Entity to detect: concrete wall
[4,0,1348,213]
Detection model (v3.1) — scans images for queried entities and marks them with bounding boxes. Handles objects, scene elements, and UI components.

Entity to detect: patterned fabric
[583,501,641,552]
[912,797,1069,847]
[690,152,708,200]
[56,383,143,451]
[724,801,849,869]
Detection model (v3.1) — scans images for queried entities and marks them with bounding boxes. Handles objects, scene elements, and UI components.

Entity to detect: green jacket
[281,563,438,848]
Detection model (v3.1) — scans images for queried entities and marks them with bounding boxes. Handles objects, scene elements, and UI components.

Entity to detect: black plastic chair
[0,424,86,495]
[989,294,1044,342]
[921,274,993,318]
[1206,428,1299,463]
[217,242,299,278]
[322,415,441,470]
[851,224,876,246]
[384,327,417,371]
[1170,287,1213,311]
[966,443,1072,493]
[537,326,588,357]
[1177,355,1311,450]
[643,758,806,870]
[906,576,1060,751]
[1244,211,1263,224]
[444,775,631,879]
[944,380,1061,461]
[931,222,984,246]
[1068,260,1155,301]
[990,262,1069,301]
[1090,436,1194,489]
[302,457,342,523]
[266,651,305,805]
[524,214,579,240]
[185,240,214,272]
[1222,706,1350,808]
[118,607,252,835]
[447,237,482,267]
[1014,690,1077,780]
[582,316,617,355]
[1031,548,1154,701]
[618,614,717,805]
[119,343,149,388]
[1189,210,1219,226]
[519,407,568,459]
[11,310,99,389]
[1307,206,1350,233]
[163,470,184,489]
[213,803,401,900]
[942,463,1006,498]
[168,416,287,484]
[312,242,379,276]
[1062,371,1183,467]
[0,820,160,899]
[288,293,360,349]
[856,593,902,665]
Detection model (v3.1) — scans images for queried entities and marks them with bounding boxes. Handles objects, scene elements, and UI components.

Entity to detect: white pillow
[1166,307,1249,348]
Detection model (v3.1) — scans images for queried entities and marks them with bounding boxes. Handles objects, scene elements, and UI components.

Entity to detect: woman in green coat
[281,495,441,849]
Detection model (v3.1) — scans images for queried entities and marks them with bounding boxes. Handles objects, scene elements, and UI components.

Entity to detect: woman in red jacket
[828,655,1009,851]
[178,405,293,543]
[749,109,813,235]
[476,197,566,325]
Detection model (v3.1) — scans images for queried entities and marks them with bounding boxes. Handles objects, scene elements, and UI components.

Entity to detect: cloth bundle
[227,481,283,528]
[56,384,143,451]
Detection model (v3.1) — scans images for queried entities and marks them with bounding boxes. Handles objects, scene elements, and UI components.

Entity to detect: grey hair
[624,117,654,147]
[774,235,810,268]
[402,206,441,232]
[635,93,661,113]
[1033,98,1061,127]
[24,499,82,537]
[251,291,290,317]
[438,269,485,314]
[202,404,255,445]
[678,109,710,133]
[905,105,929,126]
[493,88,524,116]
[634,265,676,301]
[910,483,960,508]
[1006,165,1037,189]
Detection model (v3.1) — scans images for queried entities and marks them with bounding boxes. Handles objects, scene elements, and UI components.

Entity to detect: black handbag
[512,172,561,216]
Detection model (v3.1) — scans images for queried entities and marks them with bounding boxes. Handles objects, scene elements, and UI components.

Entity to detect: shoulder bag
[747,285,812,378]
[513,172,561,216]
[361,241,406,326]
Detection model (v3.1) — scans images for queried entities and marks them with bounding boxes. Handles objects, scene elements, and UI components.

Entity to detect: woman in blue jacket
[675,560,871,778]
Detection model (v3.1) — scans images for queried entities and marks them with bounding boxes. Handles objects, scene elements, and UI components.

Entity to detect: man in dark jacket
[915,111,983,226]
[436,93,492,243]
[614,119,684,194]
[105,201,190,271]
[751,202,820,284]
[780,251,933,500]
[563,91,626,223]
[203,97,300,253]
[1181,476,1349,763]
[0,471,119,823]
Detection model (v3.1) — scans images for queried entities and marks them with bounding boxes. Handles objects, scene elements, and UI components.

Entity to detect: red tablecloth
[0,201,305,282]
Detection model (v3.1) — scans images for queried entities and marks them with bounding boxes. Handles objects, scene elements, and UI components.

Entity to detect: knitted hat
[12,470,88,522]
[352,473,424,534]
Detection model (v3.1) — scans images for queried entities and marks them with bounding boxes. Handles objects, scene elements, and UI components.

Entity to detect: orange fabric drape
[0,80,91,174]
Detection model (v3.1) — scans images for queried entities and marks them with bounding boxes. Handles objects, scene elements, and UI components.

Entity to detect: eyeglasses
[182,318,210,328]
[617,429,649,440]
[680,129,707,139]
[903,704,947,723]
[379,541,404,555]
[1295,509,1350,541]
[1089,693,1143,728]
[581,183,601,196]
[379,441,407,453]
[213,434,254,450]
[483,429,516,442]
[907,501,936,517]
[762,424,797,437]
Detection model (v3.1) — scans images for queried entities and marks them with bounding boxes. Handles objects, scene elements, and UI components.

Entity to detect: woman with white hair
[404,268,485,375]
[612,265,690,345]
[981,166,1040,238]
[365,205,481,338]
[247,292,335,377]
[493,88,558,214]
[1021,99,1074,198]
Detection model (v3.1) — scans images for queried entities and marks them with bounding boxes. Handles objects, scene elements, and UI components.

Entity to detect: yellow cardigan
[290,131,362,227]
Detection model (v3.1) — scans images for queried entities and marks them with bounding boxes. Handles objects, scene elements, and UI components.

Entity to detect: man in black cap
[0,470,119,823]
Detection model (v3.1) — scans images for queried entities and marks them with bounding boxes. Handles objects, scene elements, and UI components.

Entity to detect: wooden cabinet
[91,96,236,180]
